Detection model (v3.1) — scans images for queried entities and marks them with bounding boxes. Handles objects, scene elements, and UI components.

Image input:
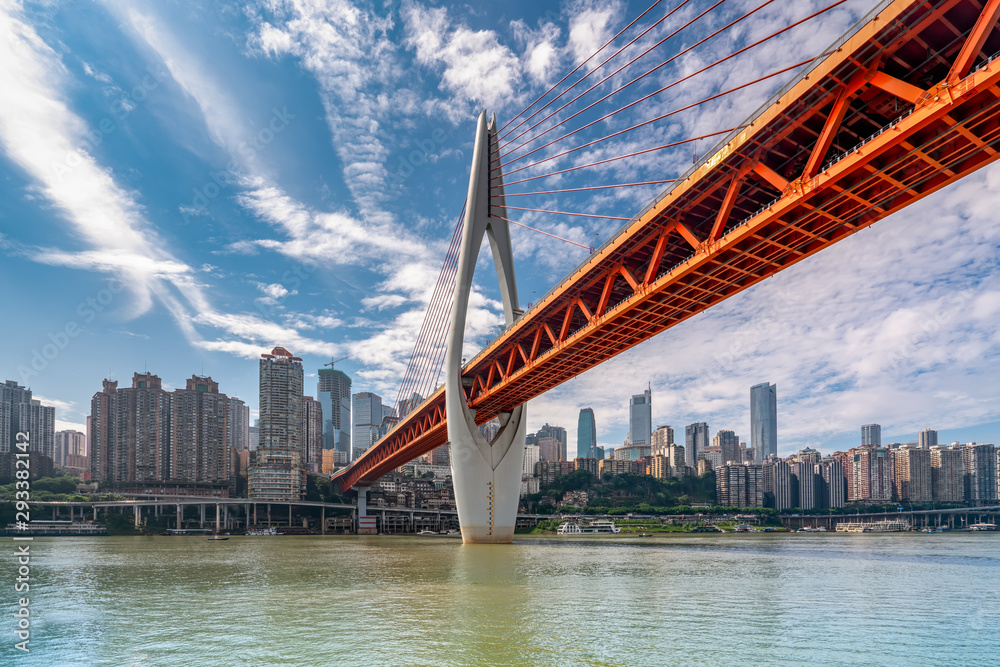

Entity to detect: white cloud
[402,2,521,110]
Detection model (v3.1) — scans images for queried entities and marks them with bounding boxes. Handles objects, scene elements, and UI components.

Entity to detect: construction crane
[324,356,350,369]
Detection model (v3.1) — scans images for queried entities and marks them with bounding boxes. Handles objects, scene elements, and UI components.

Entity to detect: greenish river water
[1,533,997,666]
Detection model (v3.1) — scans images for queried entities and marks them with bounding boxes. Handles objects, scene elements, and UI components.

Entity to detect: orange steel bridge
[334,0,1000,492]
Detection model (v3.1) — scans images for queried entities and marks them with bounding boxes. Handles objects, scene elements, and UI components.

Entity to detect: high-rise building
[797,447,822,464]
[577,408,597,459]
[89,373,172,484]
[750,383,777,460]
[717,464,764,508]
[227,397,250,451]
[303,396,323,474]
[763,459,792,510]
[250,347,305,501]
[713,430,740,466]
[892,445,932,502]
[651,425,674,457]
[649,455,671,480]
[538,436,562,462]
[352,392,383,461]
[790,461,817,509]
[534,460,575,485]
[574,457,600,478]
[430,444,449,467]
[318,366,352,458]
[248,421,259,451]
[523,443,540,476]
[918,428,938,449]
[171,376,231,486]
[861,424,882,447]
[818,457,845,509]
[536,424,567,460]
[666,444,686,477]
[626,388,651,446]
[685,422,709,468]
[846,446,893,502]
[1,380,55,458]
[962,443,997,504]
[614,444,651,461]
[594,445,605,460]
[55,430,86,468]
[930,445,964,502]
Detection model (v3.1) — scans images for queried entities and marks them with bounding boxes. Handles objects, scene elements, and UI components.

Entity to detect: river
[2,532,997,665]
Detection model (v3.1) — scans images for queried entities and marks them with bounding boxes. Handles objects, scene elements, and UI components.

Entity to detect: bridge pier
[446,111,526,544]
[200,503,206,527]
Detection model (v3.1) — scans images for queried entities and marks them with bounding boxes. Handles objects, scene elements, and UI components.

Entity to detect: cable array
[389,0,850,423]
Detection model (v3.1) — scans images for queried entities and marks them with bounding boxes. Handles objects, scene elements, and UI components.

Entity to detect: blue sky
[1,0,998,458]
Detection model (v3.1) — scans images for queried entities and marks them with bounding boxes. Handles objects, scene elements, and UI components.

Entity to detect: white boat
[246,527,279,536]
[557,520,621,534]
[835,520,910,533]
[582,520,621,534]
[417,530,437,535]
[969,523,996,531]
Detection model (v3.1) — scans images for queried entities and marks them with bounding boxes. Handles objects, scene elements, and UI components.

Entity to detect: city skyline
[2,1,999,459]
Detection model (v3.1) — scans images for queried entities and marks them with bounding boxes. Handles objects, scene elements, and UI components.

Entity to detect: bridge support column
[215,503,221,533]
[356,486,377,534]
[134,505,140,529]
[446,111,526,544]
[200,504,206,527]
[177,504,182,530]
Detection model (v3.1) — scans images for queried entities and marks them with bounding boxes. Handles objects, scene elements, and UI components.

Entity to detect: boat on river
[557,520,621,535]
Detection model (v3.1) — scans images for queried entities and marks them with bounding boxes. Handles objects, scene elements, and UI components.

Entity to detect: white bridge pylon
[446,110,526,544]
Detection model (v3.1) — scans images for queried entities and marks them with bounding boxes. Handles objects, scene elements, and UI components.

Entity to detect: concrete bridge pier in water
[444,110,526,544]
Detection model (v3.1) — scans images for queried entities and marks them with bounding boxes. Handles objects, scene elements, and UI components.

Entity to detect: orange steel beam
[334,0,1000,491]
[709,173,744,242]
[950,0,1000,80]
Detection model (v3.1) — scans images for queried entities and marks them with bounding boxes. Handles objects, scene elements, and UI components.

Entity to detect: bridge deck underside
[335,0,1000,491]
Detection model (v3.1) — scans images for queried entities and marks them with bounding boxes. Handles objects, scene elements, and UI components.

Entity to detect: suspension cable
[500,0,730,152]
[498,0,694,144]
[502,0,845,166]
[498,0,668,135]
[496,180,678,197]
[504,205,630,221]
[501,58,813,178]
[490,213,594,250]
[495,128,736,188]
